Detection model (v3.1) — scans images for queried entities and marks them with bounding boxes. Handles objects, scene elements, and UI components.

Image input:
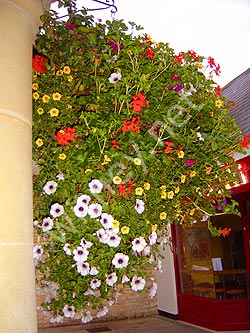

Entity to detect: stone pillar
[0,1,52,332]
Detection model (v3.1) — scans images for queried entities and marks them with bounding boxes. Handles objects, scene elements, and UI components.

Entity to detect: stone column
[0,1,52,332]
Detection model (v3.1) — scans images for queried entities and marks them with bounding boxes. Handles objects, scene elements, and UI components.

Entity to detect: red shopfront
[172,156,250,331]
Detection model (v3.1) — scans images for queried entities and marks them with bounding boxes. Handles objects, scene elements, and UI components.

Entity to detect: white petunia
[90,266,99,275]
[106,231,121,248]
[73,246,89,262]
[50,203,64,218]
[77,194,91,205]
[108,72,122,83]
[96,228,108,244]
[149,231,157,245]
[50,315,63,323]
[112,253,129,269]
[73,203,88,218]
[90,278,101,289]
[97,306,108,318]
[132,236,147,252]
[197,131,204,141]
[88,179,103,194]
[42,217,53,232]
[33,245,43,260]
[81,311,93,324]
[76,261,90,276]
[56,173,64,180]
[43,180,57,195]
[106,272,118,286]
[100,212,114,229]
[122,274,130,284]
[88,203,102,218]
[143,245,151,256]
[149,282,158,299]
[63,243,72,255]
[80,237,93,249]
[62,305,75,318]
[135,199,145,214]
[131,275,146,291]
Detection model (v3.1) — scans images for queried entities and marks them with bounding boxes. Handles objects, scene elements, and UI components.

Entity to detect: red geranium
[55,127,77,146]
[32,55,48,73]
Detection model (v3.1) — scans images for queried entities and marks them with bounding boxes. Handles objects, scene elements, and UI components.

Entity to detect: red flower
[187,50,200,61]
[215,85,222,96]
[164,141,174,153]
[185,159,196,167]
[144,47,155,60]
[130,92,149,112]
[55,127,77,146]
[240,134,249,148]
[121,116,140,134]
[239,162,249,176]
[174,52,185,64]
[220,227,231,237]
[32,55,48,73]
[207,56,216,68]
[111,140,120,149]
[118,180,133,196]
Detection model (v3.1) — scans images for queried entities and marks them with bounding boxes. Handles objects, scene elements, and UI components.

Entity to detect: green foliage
[32,1,245,323]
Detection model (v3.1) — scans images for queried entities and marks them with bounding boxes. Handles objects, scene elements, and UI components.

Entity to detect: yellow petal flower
[174,186,180,194]
[178,150,184,158]
[160,185,166,191]
[167,191,174,199]
[135,187,143,195]
[35,138,43,147]
[161,191,167,199]
[160,212,167,220]
[67,75,73,82]
[113,176,122,184]
[53,92,62,101]
[56,70,63,76]
[85,168,92,173]
[180,175,186,183]
[152,224,157,232]
[190,170,196,178]
[63,66,71,74]
[144,182,150,190]
[134,158,141,165]
[32,83,38,90]
[215,99,223,108]
[104,155,111,162]
[49,108,59,117]
[59,153,66,160]
[121,226,130,234]
[112,220,120,229]
[37,108,44,115]
[42,95,50,103]
[33,92,39,100]
[189,208,196,216]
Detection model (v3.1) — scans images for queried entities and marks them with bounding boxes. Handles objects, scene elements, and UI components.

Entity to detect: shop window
[174,214,249,299]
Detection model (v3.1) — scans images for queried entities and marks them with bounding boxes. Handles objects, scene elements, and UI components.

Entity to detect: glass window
[174,214,249,299]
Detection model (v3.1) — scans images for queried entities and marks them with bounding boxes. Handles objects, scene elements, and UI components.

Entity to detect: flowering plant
[32,1,245,324]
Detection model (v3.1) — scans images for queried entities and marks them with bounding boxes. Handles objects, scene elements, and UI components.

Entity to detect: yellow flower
[59,153,66,160]
[178,150,184,158]
[144,182,150,190]
[85,168,92,173]
[67,75,73,82]
[35,138,43,147]
[49,108,59,117]
[32,92,39,100]
[189,208,196,216]
[190,170,196,178]
[42,95,50,103]
[206,166,212,175]
[175,186,180,194]
[160,185,166,191]
[167,191,174,199]
[195,187,200,192]
[160,212,167,220]
[63,66,71,74]
[56,70,63,76]
[53,92,62,101]
[121,226,130,234]
[113,176,122,184]
[67,104,72,109]
[104,155,111,162]
[135,187,143,195]
[210,111,214,117]
[32,83,38,90]
[112,220,120,229]
[215,99,223,108]
[161,191,167,199]
[152,224,157,232]
[37,108,44,115]
[180,175,186,183]
[134,157,141,165]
